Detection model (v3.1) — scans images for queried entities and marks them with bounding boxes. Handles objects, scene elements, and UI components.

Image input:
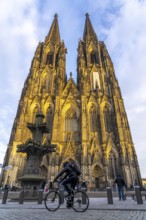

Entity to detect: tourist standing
[114,174,126,201]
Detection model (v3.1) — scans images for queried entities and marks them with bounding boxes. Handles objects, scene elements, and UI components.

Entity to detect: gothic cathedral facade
[2,14,142,190]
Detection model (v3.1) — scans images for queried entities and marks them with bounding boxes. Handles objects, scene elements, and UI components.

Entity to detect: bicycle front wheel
[44,191,61,211]
[72,190,89,212]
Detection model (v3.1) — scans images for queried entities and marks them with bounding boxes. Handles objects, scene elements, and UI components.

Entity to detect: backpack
[70,161,81,176]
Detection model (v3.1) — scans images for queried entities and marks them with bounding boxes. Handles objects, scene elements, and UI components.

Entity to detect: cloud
[0,0,38,90]
[0,143,6,166]
[0,0,39,163]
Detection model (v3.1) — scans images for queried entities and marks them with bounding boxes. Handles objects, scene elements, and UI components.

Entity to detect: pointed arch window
[64,108,80,142]
[46,106,53,133]
[93,72,101,89]
[91,52,99,64]
[65,109,78,132]
[89,106,97,132]
[32,106,39,123]
[55,53,59,66]
[108,152,118,180]
[97,113,102,141]
[104,107,111,132]
[46,53,53,65]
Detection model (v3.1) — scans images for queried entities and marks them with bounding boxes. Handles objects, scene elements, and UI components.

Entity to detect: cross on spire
[45,13,60,44]
[54,13,58,18]
[83,13,98,42]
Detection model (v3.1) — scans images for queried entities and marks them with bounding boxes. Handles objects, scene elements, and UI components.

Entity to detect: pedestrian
[40,180,46,191]
[4,183,10,190]
[81,179,87,191]
[44,182,49,192]
[49,181,53,190]
[114,174,126,201]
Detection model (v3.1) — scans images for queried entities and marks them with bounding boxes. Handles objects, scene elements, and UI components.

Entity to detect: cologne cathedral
[2,14,142,190]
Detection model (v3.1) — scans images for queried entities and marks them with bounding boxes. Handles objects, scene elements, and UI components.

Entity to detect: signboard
[3,165,12,170]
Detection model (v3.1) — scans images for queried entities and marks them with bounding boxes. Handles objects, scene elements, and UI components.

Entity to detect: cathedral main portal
[92,164,105,190]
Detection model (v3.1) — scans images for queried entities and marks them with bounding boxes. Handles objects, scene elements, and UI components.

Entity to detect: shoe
[66,202,72,208]
[66,205,72,208]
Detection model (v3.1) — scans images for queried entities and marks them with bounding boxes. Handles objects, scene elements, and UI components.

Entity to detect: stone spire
[83,13,98,42]
[45,13,61,44]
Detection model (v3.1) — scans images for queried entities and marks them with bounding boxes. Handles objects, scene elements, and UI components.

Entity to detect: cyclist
[53,158,81,198]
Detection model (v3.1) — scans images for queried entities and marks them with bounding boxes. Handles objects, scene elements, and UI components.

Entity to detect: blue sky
[0,0,146,177]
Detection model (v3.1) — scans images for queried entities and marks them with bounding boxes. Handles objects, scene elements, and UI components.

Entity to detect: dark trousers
[118,186,125,200]
[62,176,78,193]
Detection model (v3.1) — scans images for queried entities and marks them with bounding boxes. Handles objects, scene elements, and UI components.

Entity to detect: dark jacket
[114,176,125,187]
[54,163,77,182]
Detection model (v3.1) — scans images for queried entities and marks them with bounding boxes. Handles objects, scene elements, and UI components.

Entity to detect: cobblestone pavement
[0,198,146,220]
[1,209,146,220]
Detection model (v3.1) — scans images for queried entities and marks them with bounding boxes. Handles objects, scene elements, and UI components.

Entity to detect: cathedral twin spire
[43,13,100,93]
[83,13,98,43]
[45,14,61,44]
[45,13,98,47]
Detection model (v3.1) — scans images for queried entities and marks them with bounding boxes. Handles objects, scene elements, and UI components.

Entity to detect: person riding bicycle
[53,158,81,198]
[44,158,89,211]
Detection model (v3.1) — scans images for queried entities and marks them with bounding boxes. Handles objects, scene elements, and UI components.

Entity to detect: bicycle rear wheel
[72,190,89,212]
[44,191,61,211]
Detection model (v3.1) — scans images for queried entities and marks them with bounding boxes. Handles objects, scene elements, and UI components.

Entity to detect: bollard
[106,187,113,204]
[82,189,87,204]
[38,189,43,204]
[131,194,135,200]
[59,188,64,204]
[19,189,24,204]
[135,186,143,204]
[2,189,9,204]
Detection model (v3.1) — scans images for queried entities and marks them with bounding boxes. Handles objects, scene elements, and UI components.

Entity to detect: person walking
[81,179,87,191]
[114,174,126,201]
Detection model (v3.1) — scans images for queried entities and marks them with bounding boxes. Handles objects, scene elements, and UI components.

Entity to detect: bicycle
[44,182,89,212]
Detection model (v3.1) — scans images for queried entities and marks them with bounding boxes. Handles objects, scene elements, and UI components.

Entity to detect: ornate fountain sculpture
[17,111,56,197]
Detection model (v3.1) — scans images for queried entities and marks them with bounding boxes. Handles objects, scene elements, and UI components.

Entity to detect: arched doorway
[92,164,105,190]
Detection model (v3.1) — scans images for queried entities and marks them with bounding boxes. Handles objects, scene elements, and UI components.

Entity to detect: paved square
[1,197,146,220]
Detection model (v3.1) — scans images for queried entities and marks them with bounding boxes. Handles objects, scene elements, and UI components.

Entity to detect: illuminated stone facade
[2,14,142,190]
